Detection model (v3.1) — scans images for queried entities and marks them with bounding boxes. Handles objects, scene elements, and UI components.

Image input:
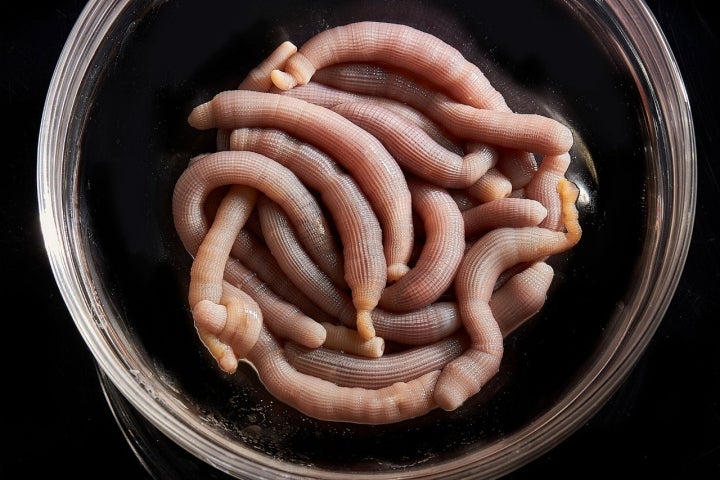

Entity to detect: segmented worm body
[286,334,468,389]
[223,258,327,349]
[237,41,298,91]
[332,101,495,188]
[312,63,573,156]
[247,327,440,424]
[173,150,344,286]
[188,89,414,282]
[270,21,508,111]
[228,127,387,331]
[379,178,464,312]
[435,188,582,410]
[174,21,583,424]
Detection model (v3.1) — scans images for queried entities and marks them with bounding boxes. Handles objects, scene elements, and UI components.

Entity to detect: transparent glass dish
[38,0,696,478]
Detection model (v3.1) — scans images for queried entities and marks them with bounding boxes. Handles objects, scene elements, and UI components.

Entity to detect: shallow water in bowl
[76,0,646,473]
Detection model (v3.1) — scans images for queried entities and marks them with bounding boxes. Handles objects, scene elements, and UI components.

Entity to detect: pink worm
[193,280,263,374]
[467,168,514,202]
[184,183,261,373]
[435,179,582,411]
[237,41,298,91]
[215,40,299,149]
[246,327,440,424]
[188,184,257,307]
[379,177,464,312]
[229,228,336,325]
[372,302,462,346]
[228,127,386,323]
[177,183,329,349]
[285,334,468,390]
[255,194,360,335]
[172,150,345,288]
[222,257,327,349]
[242,189,463,345]
[270,21,508,111]
[525,153,573,231]
[187,89,414,282]
[490,262,555,337]
[463,197,548,238]
[284,259,555,392]
[332,101,496,189]
[312,63,572,156]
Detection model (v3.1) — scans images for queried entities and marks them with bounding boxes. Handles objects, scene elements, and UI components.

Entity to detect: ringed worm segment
[187,89,414,282]
[270,21,509,111]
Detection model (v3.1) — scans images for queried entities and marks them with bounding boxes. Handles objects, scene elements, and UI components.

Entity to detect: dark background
[3,0,718,478]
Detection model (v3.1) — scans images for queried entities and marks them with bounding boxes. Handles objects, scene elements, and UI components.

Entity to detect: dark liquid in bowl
[77,0,646,473]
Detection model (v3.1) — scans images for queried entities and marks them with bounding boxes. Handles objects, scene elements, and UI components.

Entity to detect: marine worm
[228,127,387,323]
[229,228,336,325]
[490,262,555,337]
[288,260,555,387]
[246,327,440,424]
[275,81,464,154]
[192,281,263,373]
[285,334,468,389]
[270,21,509,111]
[173,174,326,348]
[321,322,385,359]
[462,197,548,238]
[312,62,573,156]
[332,101,496,189]
[216,41,299,149]
[188,184,257,307]
[496,149,538,190]
[223,257,327,349]
[187,89,414,282]
[467,167,513,203]
[525,153,572,231]
[379,178,464,312]
[185,184,261,372]
[249,193,462,345]
[434,182,582,411]
[238,40,298,91]
[172,150,345,287]
[255,194,361,334]
[372,302,462,346]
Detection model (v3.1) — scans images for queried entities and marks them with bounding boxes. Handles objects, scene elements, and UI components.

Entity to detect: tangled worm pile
[172,21,582,424]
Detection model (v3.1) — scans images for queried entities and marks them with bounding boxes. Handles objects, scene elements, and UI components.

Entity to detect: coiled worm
[463,197,548,238]
[229,228,336,325]
[229,127,387,329]
[246,327,440,424]
[174,21,585,423]
[223,258,327,349]
[312,62,573,156]
[490,262,555,337]
[238,40,298,91]
[434,181,582,411]
[332,101,496,189]
[379,177,464,312]
[188,89,413,282]
[525,153,573,231]
[173,150,345,286]
[270,21,508,111]
[285,334,468,389]
[256,194,360,333]
[183,184,262,372]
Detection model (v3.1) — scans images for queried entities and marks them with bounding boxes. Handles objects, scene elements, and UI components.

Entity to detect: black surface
[3,0,718,478]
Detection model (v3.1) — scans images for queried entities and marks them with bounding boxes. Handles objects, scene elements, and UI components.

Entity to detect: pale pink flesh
[175,22,585,423]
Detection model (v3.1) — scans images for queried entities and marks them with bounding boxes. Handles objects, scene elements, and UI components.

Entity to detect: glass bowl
[38,0,696,478]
